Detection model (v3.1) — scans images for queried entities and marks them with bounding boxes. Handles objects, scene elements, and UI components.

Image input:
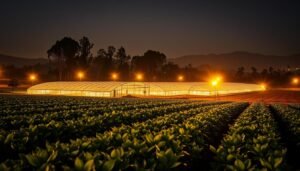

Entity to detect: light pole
[211,80,218,101]
[260,83,267,102]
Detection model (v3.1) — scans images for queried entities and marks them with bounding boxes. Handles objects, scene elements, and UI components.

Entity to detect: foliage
[212,103,286,170]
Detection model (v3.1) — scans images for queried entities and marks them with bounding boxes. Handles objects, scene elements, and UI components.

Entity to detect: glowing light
[111,73,119,81]
[216,76,223,82]
[292,77,299,85]
[28,82,266,97]
[77,71,85,81]
[177,75,184,81]
[29,74,37,81]
[136,73,143,81]
[260,83,267,91]
[211,80,218,87]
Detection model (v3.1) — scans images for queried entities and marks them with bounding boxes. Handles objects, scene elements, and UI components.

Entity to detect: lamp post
[211,80,218,101]
[260,83,267,102]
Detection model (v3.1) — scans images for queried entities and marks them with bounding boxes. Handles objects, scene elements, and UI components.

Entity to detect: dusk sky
[1,0,300,59]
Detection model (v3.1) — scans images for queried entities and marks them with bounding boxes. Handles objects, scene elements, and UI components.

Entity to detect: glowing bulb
[136,73,143,81]
[211,80,218,87]
[77,71,85,80]
[292,78,299,85]
[178,75,184,81]
[29,74,37,81]
[111,73,118,80]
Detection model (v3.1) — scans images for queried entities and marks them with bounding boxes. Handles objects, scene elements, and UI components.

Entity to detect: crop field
[0,95,299,170]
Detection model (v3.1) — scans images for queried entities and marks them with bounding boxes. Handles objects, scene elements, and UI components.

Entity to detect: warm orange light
[77,71,85,80]
[29,74,37,81]
[136,73,143,81]
[210,75,222,87]
[111,73,119,80]
[178,75,184,81]
[292,78,299,85]
[261,83,267,91]
[211,80,218,87]
[216,76,223,82]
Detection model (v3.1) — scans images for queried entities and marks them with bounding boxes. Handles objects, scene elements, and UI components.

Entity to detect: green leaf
[259,159,272,169]
[84,160,94,171]
[274,158,283,168]
[4,133,14,144]
[209,145,217,153]
[102,160,115,171]
[47,151,58,162]
[234,159,245,170]
[179,128,185,134]
[25,154,38,167]
[226,154,234,161]
[171,162,181,168]
[75,157,84,171]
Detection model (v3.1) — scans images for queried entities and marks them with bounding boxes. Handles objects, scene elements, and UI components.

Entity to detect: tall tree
[131,50,166,81]
[161,62,180,81]
[115,47,131,80]
[78,37,94,70]
[236,67,245,82]
[92,46,116,80]
[47,37,80,80]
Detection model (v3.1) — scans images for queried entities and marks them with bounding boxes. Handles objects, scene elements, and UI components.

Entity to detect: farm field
[187,89,300,104]
[0,95,299,170]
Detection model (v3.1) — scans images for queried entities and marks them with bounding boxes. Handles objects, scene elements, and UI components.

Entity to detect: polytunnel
[27,81,265,97]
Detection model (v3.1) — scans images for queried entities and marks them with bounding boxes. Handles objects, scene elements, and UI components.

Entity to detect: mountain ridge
[169,51,300,70]
[0,54,48,67]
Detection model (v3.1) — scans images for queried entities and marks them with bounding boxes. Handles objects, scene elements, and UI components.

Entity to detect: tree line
[0,36,299,88]
[46,36,200,82]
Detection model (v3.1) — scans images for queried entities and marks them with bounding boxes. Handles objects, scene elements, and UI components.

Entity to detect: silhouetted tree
[78,37,93,70]
[47,37,80,80]
[115,47,130,80]
[131,50,166,81]
[236,67,245,82]
[161,62,180,81]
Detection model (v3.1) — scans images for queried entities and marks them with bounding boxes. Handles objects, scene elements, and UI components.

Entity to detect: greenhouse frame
[27,81,264,97]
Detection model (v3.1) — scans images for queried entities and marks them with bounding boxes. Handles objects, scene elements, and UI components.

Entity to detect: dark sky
[0,0,300,58]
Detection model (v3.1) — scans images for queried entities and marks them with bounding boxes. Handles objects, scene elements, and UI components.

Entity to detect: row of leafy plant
[270,104,300,169]
[0,99,190,130]
[288,104,300,110]
[211,103,286,170]
[0,96,184,117]
[1,102,248,170]
[0,100,225,162]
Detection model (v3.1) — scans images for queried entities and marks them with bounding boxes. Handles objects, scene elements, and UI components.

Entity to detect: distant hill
[0,54,48,67]
[169,51,300,70]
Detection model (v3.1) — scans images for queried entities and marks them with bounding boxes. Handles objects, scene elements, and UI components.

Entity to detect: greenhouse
[27,81,264,97]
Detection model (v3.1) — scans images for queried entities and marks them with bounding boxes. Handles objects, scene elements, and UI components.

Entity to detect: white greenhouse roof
[27,81,264,97]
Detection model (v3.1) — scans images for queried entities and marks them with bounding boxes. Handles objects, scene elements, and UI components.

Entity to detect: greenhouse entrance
[114,83,150,97]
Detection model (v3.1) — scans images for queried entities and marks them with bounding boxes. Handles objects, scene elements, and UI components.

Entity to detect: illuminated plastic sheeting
[27,81,265,97]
